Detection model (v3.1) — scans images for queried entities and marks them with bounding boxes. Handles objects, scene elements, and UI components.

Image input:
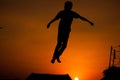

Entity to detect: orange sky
[0,0,120,80]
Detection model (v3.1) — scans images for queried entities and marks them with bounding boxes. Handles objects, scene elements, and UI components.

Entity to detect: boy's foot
[51,58,55,64]
[57,58,61,63]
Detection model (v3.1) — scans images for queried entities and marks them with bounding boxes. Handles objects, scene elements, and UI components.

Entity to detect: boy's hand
[47,23,50,29]
[89,22,94,26]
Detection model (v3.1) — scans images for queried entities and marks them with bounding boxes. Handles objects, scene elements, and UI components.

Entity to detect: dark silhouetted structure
[101,66,120,80]
[26,73,72,80]
[109,45,120,67]
[47,1,94,63]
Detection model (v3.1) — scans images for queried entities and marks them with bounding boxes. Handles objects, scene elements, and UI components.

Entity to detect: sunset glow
[0,0,120,80]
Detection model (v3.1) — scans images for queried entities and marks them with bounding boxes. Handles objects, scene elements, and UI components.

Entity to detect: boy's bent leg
[56,34,69,63]
[51,42,61,63]
[59,39,68,55]
[57,57,61,63]
[56,42,67,63]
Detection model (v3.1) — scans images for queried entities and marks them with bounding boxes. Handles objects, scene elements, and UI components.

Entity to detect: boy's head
[64,1,73,10]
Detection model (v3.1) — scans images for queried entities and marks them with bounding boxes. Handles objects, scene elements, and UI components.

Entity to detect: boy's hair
[64,1,73,10]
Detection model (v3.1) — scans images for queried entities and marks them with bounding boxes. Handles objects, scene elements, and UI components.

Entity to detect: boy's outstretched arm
[79,15,94,26]
[47,16,60,29]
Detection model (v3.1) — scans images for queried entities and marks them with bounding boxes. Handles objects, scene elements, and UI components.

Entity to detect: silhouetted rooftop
[26,73,72,80]
[0,79,18,80]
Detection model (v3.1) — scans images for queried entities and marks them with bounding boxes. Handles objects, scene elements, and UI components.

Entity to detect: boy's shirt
[55,10,80,32]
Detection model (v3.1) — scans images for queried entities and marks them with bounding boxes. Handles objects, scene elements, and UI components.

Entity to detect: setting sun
[74,77,79,80]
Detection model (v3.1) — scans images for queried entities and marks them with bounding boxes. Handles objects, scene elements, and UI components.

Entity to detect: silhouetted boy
[47,1,94,63]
